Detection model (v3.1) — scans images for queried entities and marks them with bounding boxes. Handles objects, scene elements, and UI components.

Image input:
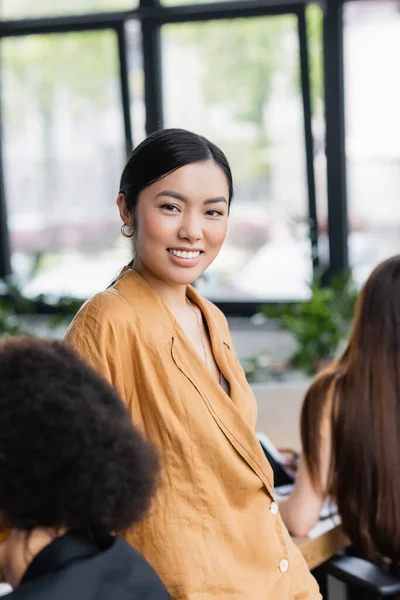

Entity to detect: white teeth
[169,249,200,259]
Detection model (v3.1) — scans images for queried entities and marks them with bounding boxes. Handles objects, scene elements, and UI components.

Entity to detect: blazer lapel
[172,289,274,496]
[114,269,274,496]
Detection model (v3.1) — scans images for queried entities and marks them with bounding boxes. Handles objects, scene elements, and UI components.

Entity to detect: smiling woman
[117,159,229,288]
[64,128,321,600]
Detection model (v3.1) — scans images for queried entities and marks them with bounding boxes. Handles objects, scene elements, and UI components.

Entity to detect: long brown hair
[301,255,400,567]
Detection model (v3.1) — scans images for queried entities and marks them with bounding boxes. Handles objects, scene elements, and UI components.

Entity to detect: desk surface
[293,523,350,571]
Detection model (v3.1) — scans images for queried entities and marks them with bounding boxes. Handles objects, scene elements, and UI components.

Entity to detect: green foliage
[165,18,285,182]
[262,272,358,376]
[166,7,323,186]
[241,352,272,383]
[0,279,33,336]
[0,300,24,336]
[3,29,118,124]
[192,17,292,127]
[0,277,85,339]
[306,3,324,114]
[167,7,323,126]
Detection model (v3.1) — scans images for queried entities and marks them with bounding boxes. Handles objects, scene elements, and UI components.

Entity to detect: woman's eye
[206,210,224,217]
[161,204,180,212]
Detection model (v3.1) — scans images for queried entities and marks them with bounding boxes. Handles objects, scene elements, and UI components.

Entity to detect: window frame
[0,0,348,317]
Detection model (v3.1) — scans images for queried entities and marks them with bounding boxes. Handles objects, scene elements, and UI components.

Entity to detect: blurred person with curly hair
[0,336,170,600]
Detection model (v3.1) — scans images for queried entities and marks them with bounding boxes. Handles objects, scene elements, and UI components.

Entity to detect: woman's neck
[0,527,65,588]
[132,263,189,313]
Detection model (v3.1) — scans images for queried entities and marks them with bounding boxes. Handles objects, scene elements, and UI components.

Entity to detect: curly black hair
[0,336,159,539]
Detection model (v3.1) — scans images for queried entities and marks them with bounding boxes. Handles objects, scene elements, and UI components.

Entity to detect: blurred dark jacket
[8,534,170,600]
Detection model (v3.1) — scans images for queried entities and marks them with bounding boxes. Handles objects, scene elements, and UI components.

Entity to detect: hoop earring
[121,223,134,239]
[0,528,10,544]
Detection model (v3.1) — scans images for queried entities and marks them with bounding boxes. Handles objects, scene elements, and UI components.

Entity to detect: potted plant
[261,272,358,376]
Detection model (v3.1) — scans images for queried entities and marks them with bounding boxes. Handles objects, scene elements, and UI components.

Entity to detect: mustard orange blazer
[64,267,321,600]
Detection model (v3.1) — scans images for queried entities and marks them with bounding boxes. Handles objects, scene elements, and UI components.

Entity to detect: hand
[278,448,300,475]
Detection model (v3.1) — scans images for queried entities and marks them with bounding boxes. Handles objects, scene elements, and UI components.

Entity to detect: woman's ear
[117,193,133,228]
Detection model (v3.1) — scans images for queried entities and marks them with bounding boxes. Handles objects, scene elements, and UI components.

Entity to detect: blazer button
[270,501,279,515]
[279,559,289,573]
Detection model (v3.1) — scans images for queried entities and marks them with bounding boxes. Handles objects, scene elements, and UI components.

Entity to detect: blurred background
[0,0,398,309]
[0,5,394,593]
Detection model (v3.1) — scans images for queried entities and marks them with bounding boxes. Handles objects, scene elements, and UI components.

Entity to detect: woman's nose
[178,214,202,241]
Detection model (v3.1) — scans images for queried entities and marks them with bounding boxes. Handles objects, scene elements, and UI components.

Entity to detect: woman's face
[119,161,230,287]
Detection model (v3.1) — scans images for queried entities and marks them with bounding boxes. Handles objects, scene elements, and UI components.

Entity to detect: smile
[168,249,201,259]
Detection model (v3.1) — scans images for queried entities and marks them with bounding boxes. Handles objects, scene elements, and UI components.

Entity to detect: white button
[270,501,279,515]
[279,559,289,573]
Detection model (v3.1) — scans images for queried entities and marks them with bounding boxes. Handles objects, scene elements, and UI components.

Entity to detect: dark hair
[0,336,159,540]
[119,128,233,213]
[301,255,400,568]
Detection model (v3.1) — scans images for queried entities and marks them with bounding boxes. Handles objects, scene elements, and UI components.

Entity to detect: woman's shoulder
[64,277,148,348]
[65,269,173,348]
[69,288,132,329]
[68,267,155,328]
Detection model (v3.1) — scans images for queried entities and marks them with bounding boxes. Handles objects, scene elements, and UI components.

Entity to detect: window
[162,16,311,300]
[162,0,239,5]
[345,1,400,287]
[1,29,142,297]
[0,0,137,19]
[125,20,146,145]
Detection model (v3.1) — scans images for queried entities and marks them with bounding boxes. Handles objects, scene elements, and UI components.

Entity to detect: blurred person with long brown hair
[280,254,400,570]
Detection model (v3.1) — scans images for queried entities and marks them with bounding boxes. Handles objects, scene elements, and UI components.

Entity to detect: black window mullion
[149,1,304,25]
[141,20,163,133]
[297,6,319,272]
[116,23,134,156]
[0,149,11,279]
[322,0,348,280]
[0,11,135,37]
[0,53,11,279]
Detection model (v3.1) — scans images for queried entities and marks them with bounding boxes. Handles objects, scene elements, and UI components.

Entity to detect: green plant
[0,277,85,338]
[261,272,358,376]
[241,352,272,383]
[0,278,32,336]
[0,299,24,336]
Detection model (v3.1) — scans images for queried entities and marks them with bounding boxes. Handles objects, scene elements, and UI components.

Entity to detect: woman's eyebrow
[154,190,187,201]
[204,197,228,205]
[154,191,227,205]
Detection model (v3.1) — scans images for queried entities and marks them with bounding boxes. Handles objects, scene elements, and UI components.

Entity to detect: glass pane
[345,1,400,287]
[163,0,238,5]
[306,4,329,271]
[1,30,141,298]
[126,20,146,144]
[1,0,136,19]
[162,16,311,300]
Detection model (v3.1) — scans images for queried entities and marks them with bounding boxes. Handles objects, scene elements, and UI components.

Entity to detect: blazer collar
[113,267,274,494]
[21,535,107,585]
[113,267,229,343]
[112,267,231,346]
